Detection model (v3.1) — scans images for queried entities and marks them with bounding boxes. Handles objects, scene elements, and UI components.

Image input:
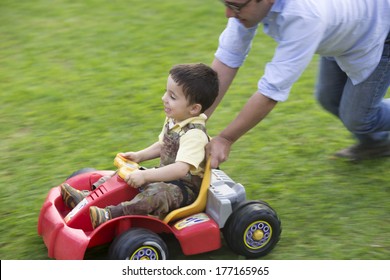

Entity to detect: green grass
[1,0,389,260]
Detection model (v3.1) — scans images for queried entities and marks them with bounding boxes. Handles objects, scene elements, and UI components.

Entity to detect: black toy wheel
[67,168,96,179]
[108,228,169,260]
[223,200,281,258]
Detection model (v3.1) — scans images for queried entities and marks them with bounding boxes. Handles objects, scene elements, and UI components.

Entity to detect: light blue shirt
[215,0,390,101]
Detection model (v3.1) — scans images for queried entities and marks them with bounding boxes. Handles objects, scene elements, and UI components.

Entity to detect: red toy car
[38,154,281,260]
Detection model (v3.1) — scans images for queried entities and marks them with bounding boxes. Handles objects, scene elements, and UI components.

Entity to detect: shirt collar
[270,0,285,13]
[167,113,207,129]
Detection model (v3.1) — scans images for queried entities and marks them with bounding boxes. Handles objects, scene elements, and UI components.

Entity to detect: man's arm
[207,92,277,168]
[205,58,239,118]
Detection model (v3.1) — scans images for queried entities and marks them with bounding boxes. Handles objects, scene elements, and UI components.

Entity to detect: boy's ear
[190,103,202,115]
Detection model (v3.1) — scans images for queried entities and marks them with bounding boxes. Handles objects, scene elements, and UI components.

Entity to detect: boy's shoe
[334,140,390,161]
[90,206,111,229]
[61,183,90,209]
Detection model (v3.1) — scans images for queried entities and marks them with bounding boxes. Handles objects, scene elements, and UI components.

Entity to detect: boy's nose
[162,92,167,102]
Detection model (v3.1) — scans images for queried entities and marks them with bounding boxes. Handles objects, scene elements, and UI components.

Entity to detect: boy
[61,63,219,228]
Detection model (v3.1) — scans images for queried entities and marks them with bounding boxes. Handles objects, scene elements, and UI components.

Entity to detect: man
[206,0,390,168]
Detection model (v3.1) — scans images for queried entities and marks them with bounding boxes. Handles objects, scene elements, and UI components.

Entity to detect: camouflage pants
[108,182,196,220]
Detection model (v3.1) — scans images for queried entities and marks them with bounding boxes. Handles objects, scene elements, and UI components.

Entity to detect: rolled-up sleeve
[259,14,324,102]
[215,18,259,68]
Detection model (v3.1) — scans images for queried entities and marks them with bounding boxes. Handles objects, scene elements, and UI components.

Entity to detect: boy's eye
[165,88,176,100]
[167,91,176,100]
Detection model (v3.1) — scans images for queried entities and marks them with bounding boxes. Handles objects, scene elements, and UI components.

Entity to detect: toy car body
[38,156,281,260]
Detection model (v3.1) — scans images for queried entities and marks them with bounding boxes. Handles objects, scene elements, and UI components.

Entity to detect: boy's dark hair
[169,63,219,113]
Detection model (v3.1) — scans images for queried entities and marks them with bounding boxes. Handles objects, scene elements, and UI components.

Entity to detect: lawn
[1,0,389,260]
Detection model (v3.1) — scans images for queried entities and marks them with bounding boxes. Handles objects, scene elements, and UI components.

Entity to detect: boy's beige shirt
[158,113,208,177]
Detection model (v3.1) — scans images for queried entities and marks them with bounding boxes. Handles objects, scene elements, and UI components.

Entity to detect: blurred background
[1,0,389,259]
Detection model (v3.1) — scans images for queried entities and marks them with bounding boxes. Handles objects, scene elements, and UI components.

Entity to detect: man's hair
[169,63,219,113]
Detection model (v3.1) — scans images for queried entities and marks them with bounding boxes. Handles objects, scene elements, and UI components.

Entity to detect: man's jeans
[315,32,390,146]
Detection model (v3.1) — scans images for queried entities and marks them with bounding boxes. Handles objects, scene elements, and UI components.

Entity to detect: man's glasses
[220,0,252,14]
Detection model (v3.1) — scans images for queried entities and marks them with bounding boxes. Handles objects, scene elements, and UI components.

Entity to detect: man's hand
[206,135,233,169]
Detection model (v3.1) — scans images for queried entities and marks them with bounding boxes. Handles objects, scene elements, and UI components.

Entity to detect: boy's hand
[125,170,146,188]
[120,152,142,163]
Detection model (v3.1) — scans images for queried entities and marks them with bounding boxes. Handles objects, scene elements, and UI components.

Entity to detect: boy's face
[162,75,201,122]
